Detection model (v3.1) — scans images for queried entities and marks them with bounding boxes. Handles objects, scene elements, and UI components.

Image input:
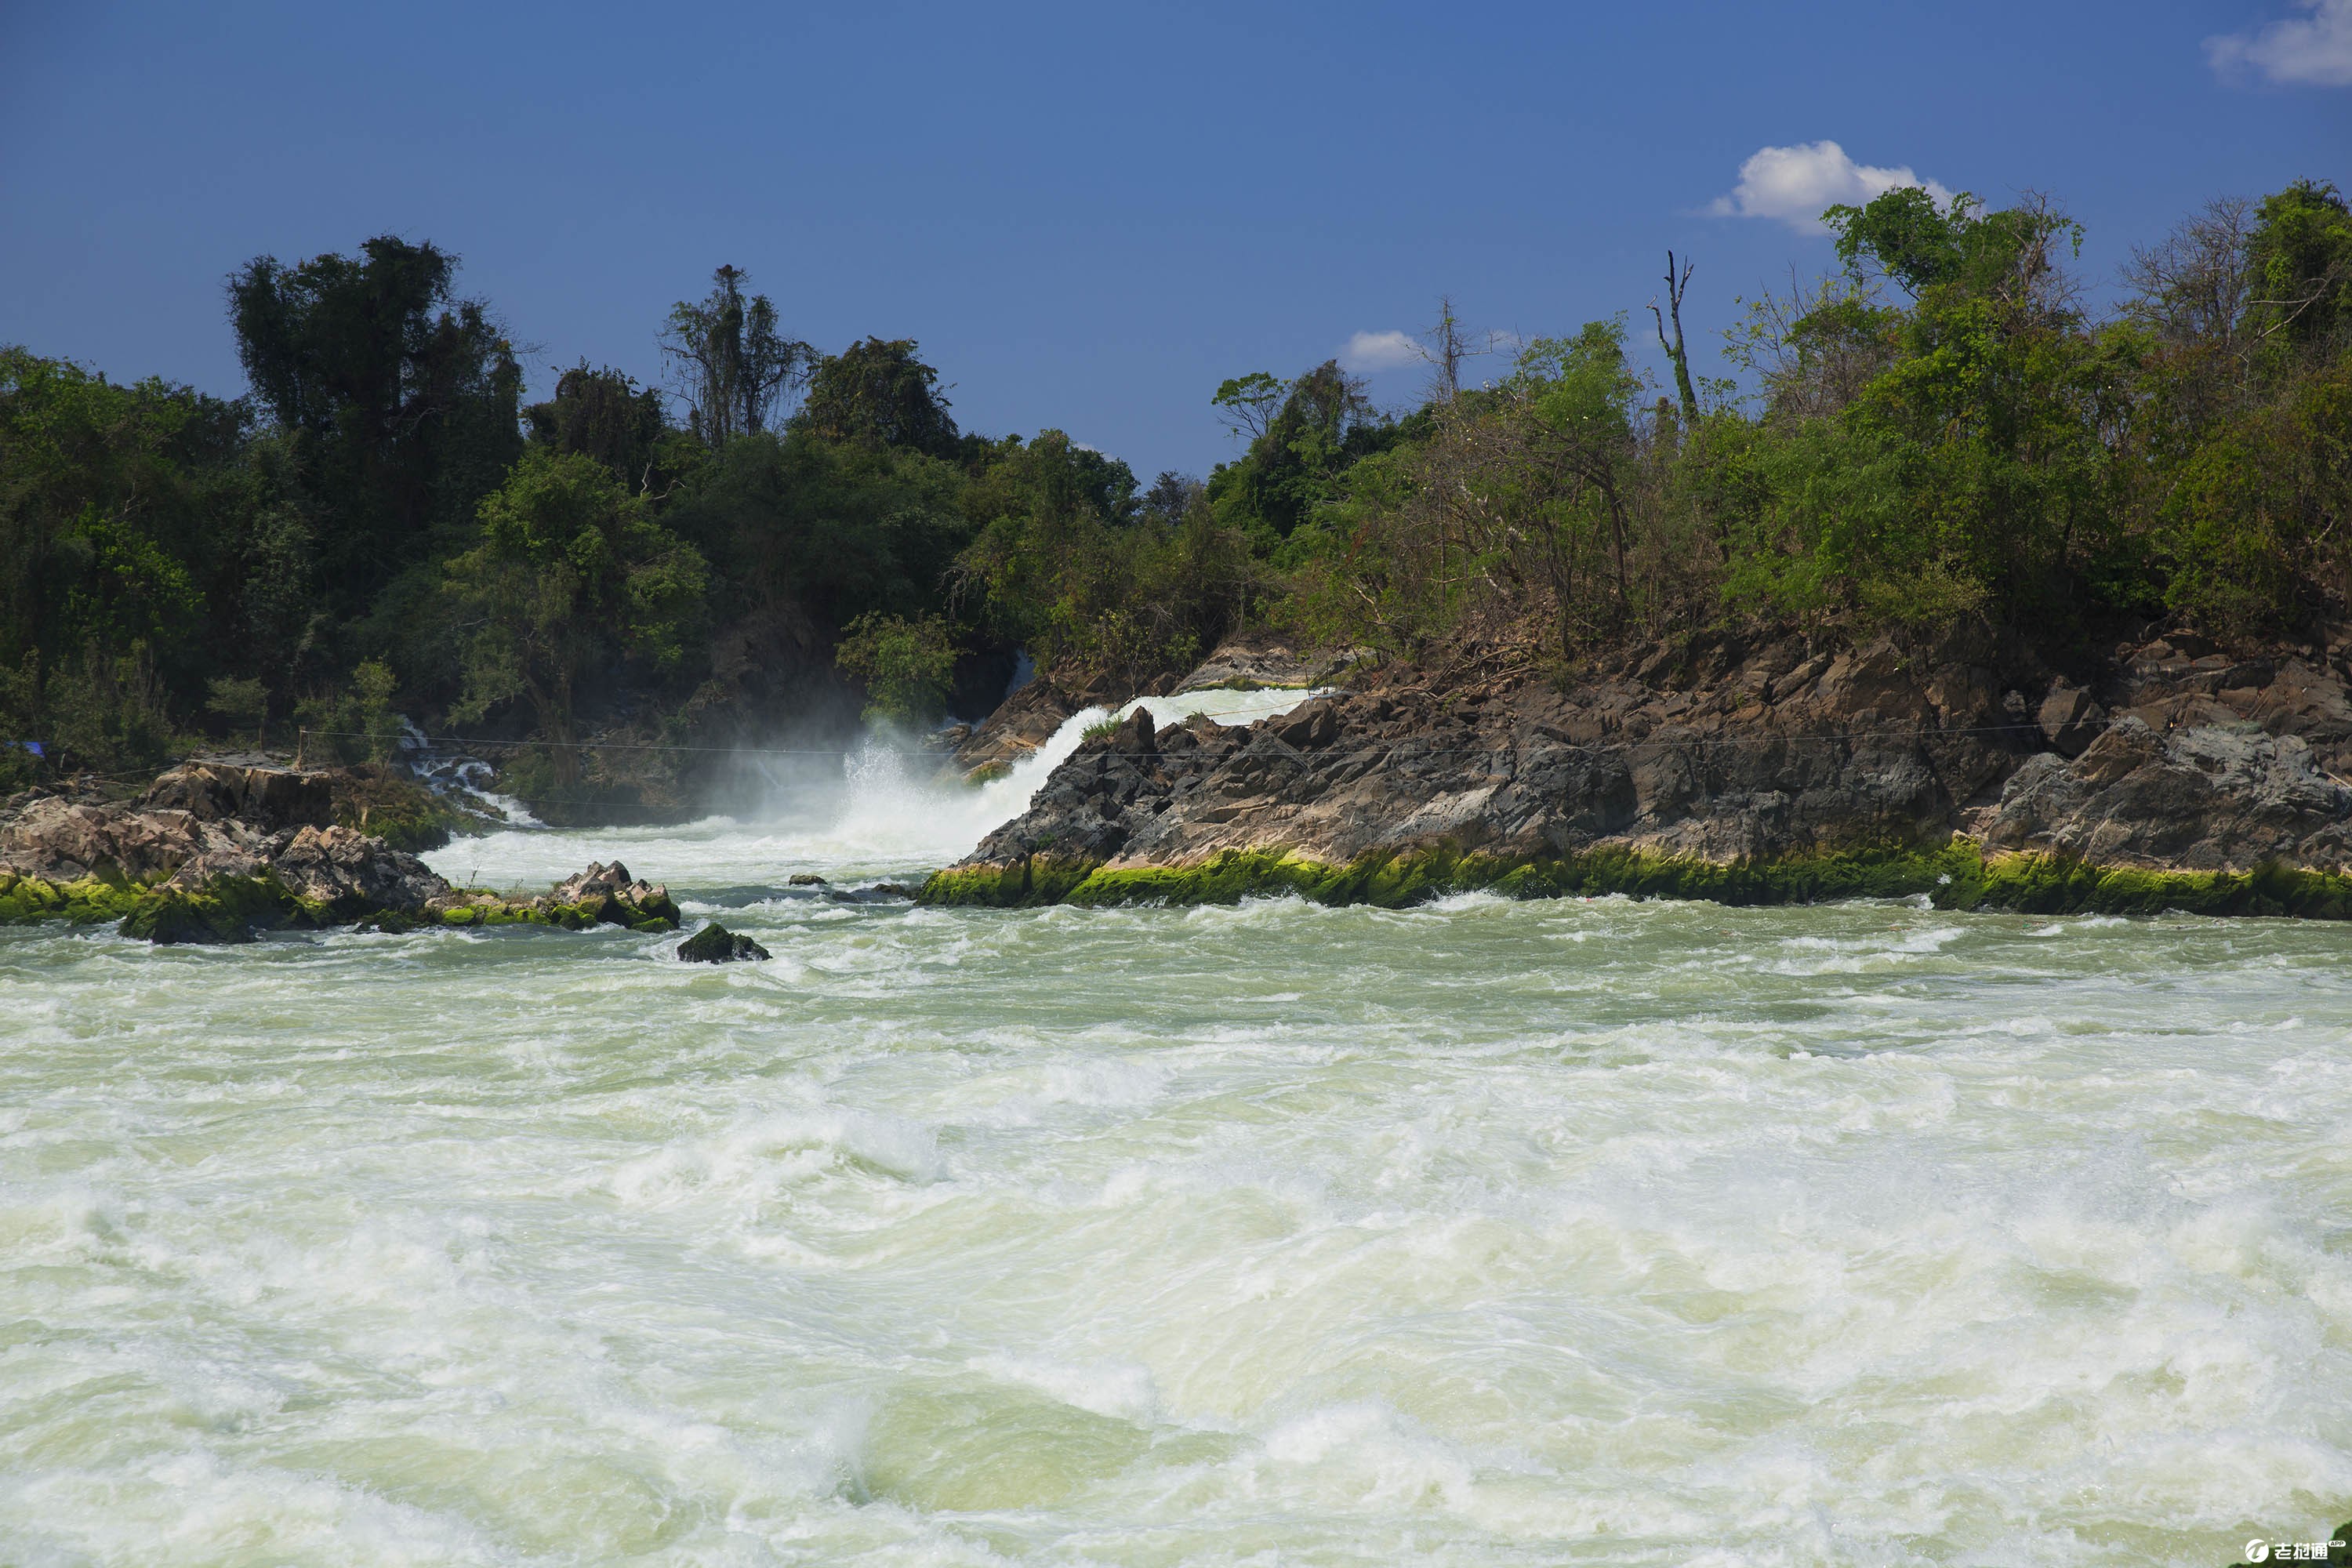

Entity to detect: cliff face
[923,622,2352,916]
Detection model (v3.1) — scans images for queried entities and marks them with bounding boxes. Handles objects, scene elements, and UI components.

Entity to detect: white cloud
[2206,0,2352,86]
[1707,140,1958,234]
[1340,329,1421,373]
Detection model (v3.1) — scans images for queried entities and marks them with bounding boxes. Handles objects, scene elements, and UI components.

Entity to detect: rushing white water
[433,685,1323,892]
[3,700,2349,1566]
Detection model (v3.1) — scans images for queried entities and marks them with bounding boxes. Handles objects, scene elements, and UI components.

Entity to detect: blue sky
[2,1,2343,479]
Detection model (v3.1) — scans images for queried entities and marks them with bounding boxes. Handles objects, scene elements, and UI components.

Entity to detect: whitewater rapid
[416,684,1321,892]
[2,691,2348,1566]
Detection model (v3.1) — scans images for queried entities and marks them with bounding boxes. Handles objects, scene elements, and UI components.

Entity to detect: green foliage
[1825,187,2082,302]
[797,338,960,457]
[526,363,672,489]
[834,612,960,724]
[2245,179,2352,360]
[659,266,811,449]
[228,237,522,622]
[1207,361,1403,545]
[294,659,406,765]
[664,428,970,630]
[205,675,268,745]
[953,430,1251,685]
[44,641,176,775]
[445,450,708,768]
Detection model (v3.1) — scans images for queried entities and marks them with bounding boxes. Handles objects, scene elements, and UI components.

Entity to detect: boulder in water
[545,861,681,931]
[678,921,769,963]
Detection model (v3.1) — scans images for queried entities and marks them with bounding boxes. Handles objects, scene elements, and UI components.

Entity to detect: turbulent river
[4,691,2349,1566]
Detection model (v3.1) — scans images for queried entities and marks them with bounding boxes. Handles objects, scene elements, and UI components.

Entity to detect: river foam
[3,707,2348,1564]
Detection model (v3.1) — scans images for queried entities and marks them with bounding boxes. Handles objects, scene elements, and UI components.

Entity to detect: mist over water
[3,696,2348,1564]
[440,685,1323,893]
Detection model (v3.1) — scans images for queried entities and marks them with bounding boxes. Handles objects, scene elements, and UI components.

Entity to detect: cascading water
[395,720,542,829]
[419,684,1324,891]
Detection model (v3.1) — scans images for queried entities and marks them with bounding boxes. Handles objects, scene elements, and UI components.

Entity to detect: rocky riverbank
[922,621,2352,919]
[0,761,677,943]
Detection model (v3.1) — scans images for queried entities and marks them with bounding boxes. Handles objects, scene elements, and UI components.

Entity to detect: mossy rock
[330,766,485,854]
[919,855,1104,908]
[0,873,145,926]
[118,874,306,946]
[678,921,770,962]
[918,840,2352,922]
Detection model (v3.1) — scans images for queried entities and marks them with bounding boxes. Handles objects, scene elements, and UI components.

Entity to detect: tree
[1824,188,2082,312]
[1649,252,1700,433]
[1207,361,1392,543]
[659,266,812,450]
[797,338,961,456]
[833,612,960,724]
[227,237,522,616]
[526,363,672,491]
[205,674,268,746]
[1210,372,1286,442]
[445,449,706,782]
[0,348,263,727]
[2245,179,2352,362]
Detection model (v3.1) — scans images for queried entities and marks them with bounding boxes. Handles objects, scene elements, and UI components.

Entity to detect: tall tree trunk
[1651,251,1701,434]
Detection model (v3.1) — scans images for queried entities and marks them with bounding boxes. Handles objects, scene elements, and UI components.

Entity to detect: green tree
[659,266,811,451]
[227,237,523,619]
[1208,361,1401,545]
[2245,179,2352,363]
[797,338,961,457]
[526,363,673,491]
[205,674,268,746]
[0,348,269,728]
[833,612,960,724]
[662,429,973,631]
[445,450,707,782]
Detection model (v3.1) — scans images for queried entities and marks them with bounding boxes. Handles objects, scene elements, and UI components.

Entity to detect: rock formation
[924,622,2352,919]
[0,762,678,942]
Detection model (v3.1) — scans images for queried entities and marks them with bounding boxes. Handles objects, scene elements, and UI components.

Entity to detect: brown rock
[2037,684,2106,758]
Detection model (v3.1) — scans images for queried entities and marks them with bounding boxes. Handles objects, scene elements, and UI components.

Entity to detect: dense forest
[2,179,2347,815]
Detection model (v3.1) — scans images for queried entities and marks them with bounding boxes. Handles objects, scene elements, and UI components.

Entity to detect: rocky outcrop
[141,760,334,830]
[0,764,680,943]
[924,622,2352,919]
[1981,718,2352,871]
[1173,631,1367,694]
[949,674,1089,779]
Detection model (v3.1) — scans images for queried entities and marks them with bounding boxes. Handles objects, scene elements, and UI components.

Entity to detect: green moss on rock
[0,873,145,925]
[918,840,2352,921]
[118,874,310,946]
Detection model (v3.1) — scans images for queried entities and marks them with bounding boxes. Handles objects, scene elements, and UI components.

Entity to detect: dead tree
[1649,251,1700,434]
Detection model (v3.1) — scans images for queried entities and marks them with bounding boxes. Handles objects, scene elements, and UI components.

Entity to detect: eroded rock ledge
[0,763,677,943]
[921,623,2352,920]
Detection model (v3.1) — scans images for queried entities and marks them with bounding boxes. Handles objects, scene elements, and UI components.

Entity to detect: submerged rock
[678,921,770,963]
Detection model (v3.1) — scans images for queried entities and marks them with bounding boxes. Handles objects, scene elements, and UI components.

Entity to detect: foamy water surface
[2,699,2347,1565]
